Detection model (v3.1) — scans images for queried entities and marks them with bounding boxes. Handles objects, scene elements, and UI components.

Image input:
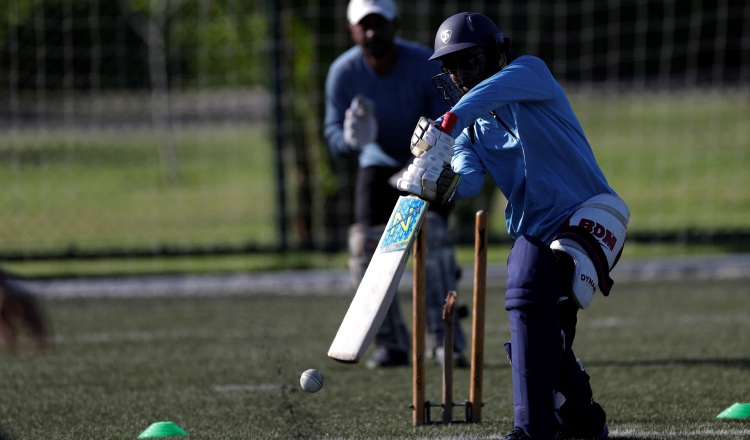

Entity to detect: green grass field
[0,124,276,253]
[0,89,748,266]
[1,277,748,439]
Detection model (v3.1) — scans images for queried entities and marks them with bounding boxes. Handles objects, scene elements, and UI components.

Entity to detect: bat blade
[328,195,429,363]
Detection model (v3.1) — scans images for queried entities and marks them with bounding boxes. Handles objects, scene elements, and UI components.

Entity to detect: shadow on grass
[483,358,750,371]
[611,437,650,440]
[588,358,750,369]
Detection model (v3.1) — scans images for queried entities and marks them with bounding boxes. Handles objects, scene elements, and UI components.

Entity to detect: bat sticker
[378,197,427,254]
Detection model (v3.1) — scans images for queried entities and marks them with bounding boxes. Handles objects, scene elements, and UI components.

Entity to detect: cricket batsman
[397,12,629,440]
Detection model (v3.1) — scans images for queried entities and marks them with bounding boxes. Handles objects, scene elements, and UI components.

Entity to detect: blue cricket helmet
[429,12,506,61]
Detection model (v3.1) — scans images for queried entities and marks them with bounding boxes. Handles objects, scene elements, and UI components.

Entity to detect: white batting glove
[397,156,460,204]
[409,117,455,163]
[343,95,377,150]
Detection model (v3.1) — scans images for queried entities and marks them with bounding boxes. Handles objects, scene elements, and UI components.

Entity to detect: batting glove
[409,117,455,163]
[343,95,377,150]
[397,156,461,204]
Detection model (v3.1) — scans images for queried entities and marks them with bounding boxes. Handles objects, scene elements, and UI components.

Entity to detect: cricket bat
[328,112,457,364]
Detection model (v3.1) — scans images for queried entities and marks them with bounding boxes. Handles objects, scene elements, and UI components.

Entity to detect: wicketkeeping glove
[396,155,460,204]
[343,95,377,150]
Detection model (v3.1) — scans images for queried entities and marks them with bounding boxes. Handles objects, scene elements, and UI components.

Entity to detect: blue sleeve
[451,130,487,200]
[444,56,555,138]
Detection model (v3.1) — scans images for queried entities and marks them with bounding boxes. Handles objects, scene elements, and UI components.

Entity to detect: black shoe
[365,347,409,368]
[502,428,532,440]
[454,352,470,368]
[558,401,609,440]
[433,347,470,368]
[502,427,561,440]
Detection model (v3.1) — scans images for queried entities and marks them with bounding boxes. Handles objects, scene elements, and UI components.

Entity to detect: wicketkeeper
[398,12,629,440]
[324,0,468,368]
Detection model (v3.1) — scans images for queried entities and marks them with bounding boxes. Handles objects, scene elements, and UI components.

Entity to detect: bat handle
[440,112,457,134]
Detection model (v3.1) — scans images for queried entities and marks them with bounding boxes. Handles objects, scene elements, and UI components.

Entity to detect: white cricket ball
[299,368,324,393]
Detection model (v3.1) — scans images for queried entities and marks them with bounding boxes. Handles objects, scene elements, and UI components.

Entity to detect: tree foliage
[0,0,268,90]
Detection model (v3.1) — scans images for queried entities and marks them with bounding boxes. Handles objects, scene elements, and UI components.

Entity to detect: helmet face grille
[431,72,464,107]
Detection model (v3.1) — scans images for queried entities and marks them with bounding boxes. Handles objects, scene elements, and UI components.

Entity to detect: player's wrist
[396,156,459,204]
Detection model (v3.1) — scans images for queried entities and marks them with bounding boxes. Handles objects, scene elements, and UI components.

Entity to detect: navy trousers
[504,236,596,439]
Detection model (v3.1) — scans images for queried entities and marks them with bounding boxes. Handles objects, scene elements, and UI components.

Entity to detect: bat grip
[440,112,458,134]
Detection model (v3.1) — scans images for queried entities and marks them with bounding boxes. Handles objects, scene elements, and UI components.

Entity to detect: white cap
[347,0,398,25]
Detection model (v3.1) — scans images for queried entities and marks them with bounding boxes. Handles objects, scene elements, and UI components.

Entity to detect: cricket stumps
[411,210,488,426]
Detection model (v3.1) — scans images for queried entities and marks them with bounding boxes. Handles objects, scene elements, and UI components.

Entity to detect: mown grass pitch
[0,277,748,439]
